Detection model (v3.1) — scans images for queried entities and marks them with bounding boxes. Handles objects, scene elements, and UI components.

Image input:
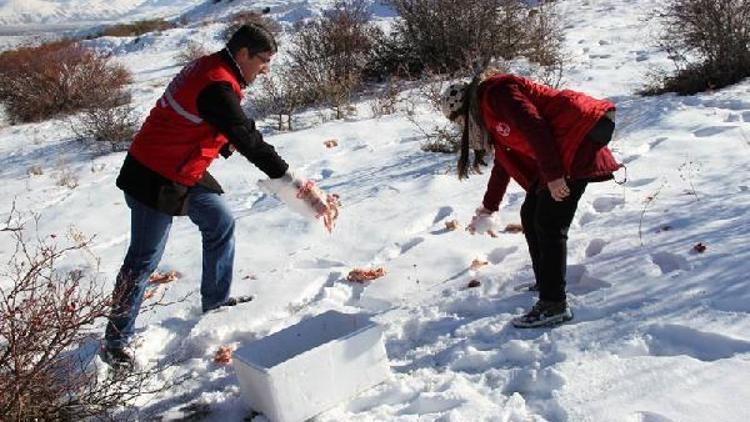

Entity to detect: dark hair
[227,23,278,56]
[456,76,484,180]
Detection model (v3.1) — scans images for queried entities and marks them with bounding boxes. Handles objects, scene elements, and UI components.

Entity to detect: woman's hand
[547,177,570,201]
[466,206,500,237]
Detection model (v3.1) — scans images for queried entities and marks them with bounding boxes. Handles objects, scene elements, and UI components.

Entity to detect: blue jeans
[104,185,235,349]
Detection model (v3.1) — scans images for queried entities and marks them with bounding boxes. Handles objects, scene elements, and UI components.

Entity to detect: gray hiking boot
[511,300,573,328]
[100,345,136,371]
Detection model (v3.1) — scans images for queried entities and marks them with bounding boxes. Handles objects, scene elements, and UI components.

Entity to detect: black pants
[520,180,587,302]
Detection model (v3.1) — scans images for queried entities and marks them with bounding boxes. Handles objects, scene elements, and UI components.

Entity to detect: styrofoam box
[232,310,390,422]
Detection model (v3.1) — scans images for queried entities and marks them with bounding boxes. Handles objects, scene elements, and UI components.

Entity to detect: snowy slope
[1,0,750,421]
[0,0,193,25]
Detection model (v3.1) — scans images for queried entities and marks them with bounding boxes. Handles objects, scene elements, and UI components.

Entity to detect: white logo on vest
[495,122,511,137]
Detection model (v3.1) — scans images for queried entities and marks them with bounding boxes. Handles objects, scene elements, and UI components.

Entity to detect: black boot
[511,300,573,328]
[202,295,254,313]
[100,345,135,371]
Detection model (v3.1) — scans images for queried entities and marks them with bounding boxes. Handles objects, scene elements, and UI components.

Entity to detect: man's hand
[257,171,340,233]
[466,206,500,238]
[296,180,339,233]
[547,177,570,202]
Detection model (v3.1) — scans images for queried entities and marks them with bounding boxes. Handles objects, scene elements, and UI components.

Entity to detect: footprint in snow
[294,257,348,269]
[650,252,692,274]
[432,206,454,224]
[644,324,750,362]
[320,168,334,179]
[487,246,518,265]
[620,138,665,165]
[634,52,649,62]
[591,195,625,213]
[398,237,424,254]
[502,367,566,399]
[585,238,608,258]
[578,211,597,226]
[649,136,669,149]
[626,177,658,188]
[693,125,737,137]
[724,113,742,123]
[399,396,463,415]
[631,411,678,422]
[742,111,750,122]
[567,264,612,295]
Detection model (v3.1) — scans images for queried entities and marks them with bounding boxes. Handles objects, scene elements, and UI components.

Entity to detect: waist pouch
[587,110,616,146]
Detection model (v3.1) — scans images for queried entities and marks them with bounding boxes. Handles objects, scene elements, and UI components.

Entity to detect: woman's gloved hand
[466,206,500,237]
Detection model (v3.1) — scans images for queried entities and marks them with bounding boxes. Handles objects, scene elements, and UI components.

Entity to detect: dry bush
[0,40,132,123]
[287,0,381,119]
[55,166,79,189]
[381,0,565,77]
[174,40,211,65]
[370,78,405,117]
[96,18,175,38]
[418,125,461,153]
[220,9,282,42]
[643,0,750,95]
[71,104,138,153]
[0,210,182,420]
[253,63,317,131]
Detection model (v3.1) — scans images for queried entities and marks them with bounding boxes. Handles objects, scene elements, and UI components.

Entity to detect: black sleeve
[196,82,289,178]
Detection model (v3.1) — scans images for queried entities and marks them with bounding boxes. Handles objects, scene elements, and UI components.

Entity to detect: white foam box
[232,310,390,422]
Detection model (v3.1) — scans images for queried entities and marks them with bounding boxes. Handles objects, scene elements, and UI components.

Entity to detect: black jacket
[116,49,288,216]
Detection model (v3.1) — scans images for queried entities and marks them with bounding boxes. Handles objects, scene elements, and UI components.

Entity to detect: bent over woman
[441,73,621,328]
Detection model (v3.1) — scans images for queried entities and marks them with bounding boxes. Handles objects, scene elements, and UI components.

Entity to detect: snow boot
[511,299,573,328]
[202,295,254,313]
[513,282,539,292]
[100,345,135,371]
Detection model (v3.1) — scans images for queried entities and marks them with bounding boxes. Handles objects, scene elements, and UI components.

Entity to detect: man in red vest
[441,73,621,328]
[102,24,332,369]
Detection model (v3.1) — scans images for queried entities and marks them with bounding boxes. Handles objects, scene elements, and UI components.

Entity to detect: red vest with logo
[129,52,244,186]
[478,74,616,188]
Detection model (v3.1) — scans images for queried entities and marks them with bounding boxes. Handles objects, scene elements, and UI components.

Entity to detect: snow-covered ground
[1,0,749,421]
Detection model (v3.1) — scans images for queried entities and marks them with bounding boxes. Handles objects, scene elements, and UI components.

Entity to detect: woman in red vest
[102,24,334,370]
[441,73,621,328]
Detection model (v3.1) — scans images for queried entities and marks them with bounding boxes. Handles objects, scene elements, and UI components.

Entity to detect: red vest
[129,52,244,186]
[479,74,616,188]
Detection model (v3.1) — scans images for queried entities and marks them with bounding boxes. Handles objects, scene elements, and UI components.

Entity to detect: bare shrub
[370,77,404,117]
[0,209,186,420]
[287,0,381,119]
[54,160,79,189]
[0,40,132,123]
[95,18,175,38]
[220,9,282,42]
[27,165,43,176]
[71,104,138,153]
[174,40,211,65]
[400,72,460,152]
[0,207,192,420]
[643,0,750,95]
[252,61,318,131]
[419,125,461,153]
[382,0,565,77]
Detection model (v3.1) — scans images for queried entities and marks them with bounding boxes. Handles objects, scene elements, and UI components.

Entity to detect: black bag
[587,110,616,146]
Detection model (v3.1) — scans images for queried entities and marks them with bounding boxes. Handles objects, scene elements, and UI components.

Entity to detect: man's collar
[221,48,248,88]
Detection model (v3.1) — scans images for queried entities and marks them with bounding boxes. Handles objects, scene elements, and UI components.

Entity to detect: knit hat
[441,82,468,120]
